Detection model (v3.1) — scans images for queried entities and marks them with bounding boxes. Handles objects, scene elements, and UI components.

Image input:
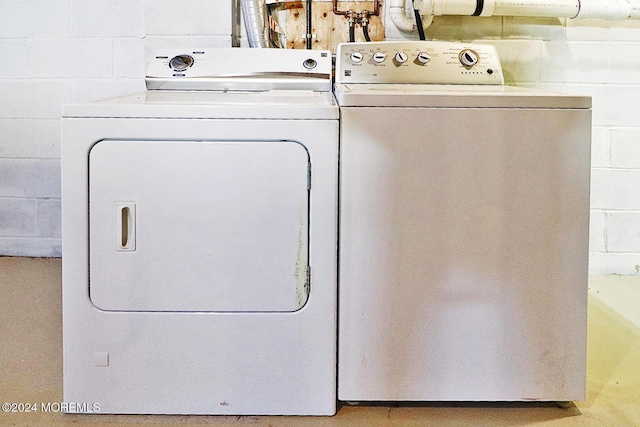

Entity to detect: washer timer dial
[459,49,479,68]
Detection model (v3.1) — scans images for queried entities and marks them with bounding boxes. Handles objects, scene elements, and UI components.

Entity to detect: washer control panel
[335,41,504,85]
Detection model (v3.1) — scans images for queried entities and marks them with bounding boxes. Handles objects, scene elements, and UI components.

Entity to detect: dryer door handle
[115,202,136,251]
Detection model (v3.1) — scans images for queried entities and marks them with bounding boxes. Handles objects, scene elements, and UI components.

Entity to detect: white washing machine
[61,48,338,415]
[335,41,591,402]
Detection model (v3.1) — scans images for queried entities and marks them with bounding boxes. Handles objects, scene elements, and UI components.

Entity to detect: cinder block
[566,19,613,42]
[608,211,640,252]
[610,43,640,84]
[589,210,607,252]
[33,119,62,159]
[591,127,610,168]
[0,0,70,38]
[144,0,232,36]
[591,169,640,210]
[0,159,61,198]
[31,39,113,79]
[0,237,61,257]
[589,252,640,274]
[568,83,640,127]
[595,85,640,127]
[503,16,567,40]
[30,80,74,119]
[36,199,61,238]
[0,198,36,237]
[0,80,72,120]
[114,38,146,79]
[71,79,145,103]
[0,81,39,118]
[611,128,640,169]
[0,119,35,157]
[541,41,609,84]
[608,21,640,42]
[71,0,144,37]
[0,40,30,79]
[487,40,542,83]
[421,16,502,41]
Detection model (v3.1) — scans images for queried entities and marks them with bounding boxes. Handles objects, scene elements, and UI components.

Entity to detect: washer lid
[62,90,338,120]
[334,83,592,109]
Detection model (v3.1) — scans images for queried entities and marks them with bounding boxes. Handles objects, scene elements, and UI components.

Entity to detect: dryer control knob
[459,49,479,68]
[169,54,194,71]
[394,51,408,64]
[303,58,318,69]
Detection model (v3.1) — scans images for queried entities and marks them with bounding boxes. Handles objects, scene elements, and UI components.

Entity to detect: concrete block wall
[1,0,639,273]
[386,14,640,274]
[0,0,232,257]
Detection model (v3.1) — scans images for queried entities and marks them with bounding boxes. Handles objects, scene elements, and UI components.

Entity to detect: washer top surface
[63,89,338,120]
[334,83,592,109]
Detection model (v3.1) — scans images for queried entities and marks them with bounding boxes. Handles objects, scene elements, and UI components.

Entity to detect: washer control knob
[350,51,364,63]
[459,49,479,67]
[394,51,409,64]
[373,52,386,63]
[416,52,431,64]
[169,54,194,71]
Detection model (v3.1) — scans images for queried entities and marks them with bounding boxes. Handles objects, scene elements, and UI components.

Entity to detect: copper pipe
[333,0,379,16]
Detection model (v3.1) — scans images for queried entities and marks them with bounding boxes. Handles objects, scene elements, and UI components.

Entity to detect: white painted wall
[0,0,231,257]
[0,0,638,273]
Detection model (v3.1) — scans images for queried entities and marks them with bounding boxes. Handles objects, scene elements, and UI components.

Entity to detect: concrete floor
[1,256,639,426]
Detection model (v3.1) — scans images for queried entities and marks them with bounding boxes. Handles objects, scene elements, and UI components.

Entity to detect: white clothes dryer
[62,49,338,415]
[334,41,591,402]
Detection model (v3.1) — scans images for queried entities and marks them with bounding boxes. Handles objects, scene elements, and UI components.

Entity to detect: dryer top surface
[63,90,338,120]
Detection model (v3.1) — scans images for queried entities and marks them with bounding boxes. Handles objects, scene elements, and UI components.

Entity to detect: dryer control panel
[335,41,504,85]
[146,48,333,91]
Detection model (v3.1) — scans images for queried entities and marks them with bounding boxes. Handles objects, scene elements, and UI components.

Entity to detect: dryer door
[88,140,310,312]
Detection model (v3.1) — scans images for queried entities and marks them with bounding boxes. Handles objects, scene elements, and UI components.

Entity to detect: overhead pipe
[420,0,640,19]
[390,0,419,31]
[393,0,640,34]
[241,0,270,47]
[390,0,433,32]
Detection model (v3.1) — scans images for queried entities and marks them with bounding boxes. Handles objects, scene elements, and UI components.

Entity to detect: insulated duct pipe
[419,0,640,19]
[394,0,640,34]
[241,0,270,47]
